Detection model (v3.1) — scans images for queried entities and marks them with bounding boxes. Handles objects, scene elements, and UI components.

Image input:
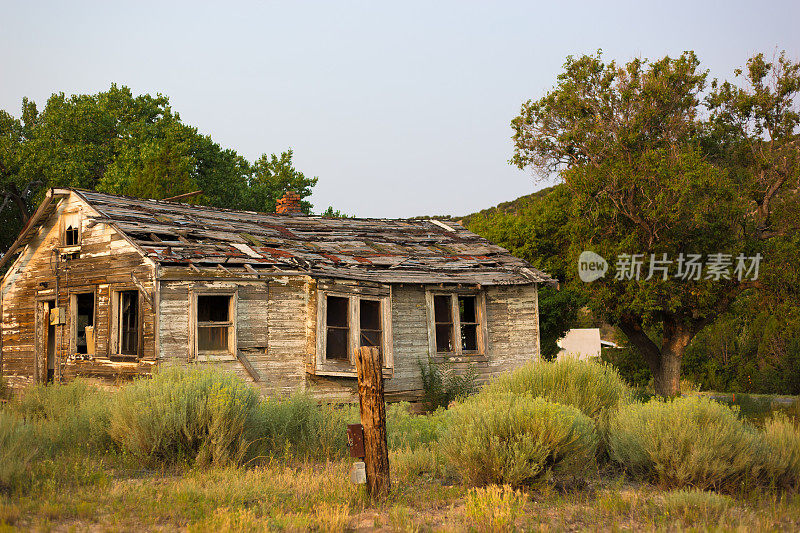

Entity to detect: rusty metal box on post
[347,423,365,458]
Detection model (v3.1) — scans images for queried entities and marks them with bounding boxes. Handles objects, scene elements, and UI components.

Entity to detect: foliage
[606,396,763,491]
[509,50,800,396]
[418,356,478,411]
[6,380,113,454]
[109,368,260,466]
[0,377,9,401]
[761,414,800,490]
[0,412,39,495]
[483,358,631,420]
[682,292,800,395]
[245,393,356,462]
[465,186,587,360]
[0,85,319,254]
[385,402,449,450]
[241,149,317,214]
[464,484,528,533]
[442,393,598,487]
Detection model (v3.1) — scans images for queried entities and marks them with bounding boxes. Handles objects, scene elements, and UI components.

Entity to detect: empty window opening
[359,299,382,350]
[197,295,232,352]
[433,295,454,353]
[75,293,94,354]
[118,291,139,355]
[459,295,478,352]
[65,225,79,246]
[326,295,349,360]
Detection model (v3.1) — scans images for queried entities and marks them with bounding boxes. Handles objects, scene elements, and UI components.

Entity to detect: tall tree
[244,150,317,214]
[511,51,800,396]
[0,85,318,255]
[465,186,587,359]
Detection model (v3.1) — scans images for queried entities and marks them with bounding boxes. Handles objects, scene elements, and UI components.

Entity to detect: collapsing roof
[2,188,554,286]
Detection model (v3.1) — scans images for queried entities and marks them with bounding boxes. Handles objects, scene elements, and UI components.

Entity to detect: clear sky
[2,1,798,217]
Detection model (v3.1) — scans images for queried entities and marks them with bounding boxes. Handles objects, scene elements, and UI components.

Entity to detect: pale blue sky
[2,1,798,217]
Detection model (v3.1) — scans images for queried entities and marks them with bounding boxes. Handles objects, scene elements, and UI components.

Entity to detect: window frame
[189,289,238,362]
[69,288,97,357]
[110,288,142,360]
[425,289,488,357]
[315,286,393,376]
[61,211,82,248]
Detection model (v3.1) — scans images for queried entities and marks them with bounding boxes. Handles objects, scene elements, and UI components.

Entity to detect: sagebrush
[442,393,598,487]
[483,358,631,420]
[606,396,762,491]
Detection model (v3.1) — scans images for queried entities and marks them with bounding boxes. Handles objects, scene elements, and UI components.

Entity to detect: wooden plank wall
[158,276,309,395]
[306,283,540,402]
[1,193,157,391]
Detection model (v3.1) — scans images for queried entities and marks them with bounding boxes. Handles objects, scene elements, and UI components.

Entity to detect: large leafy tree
[0,85,318,254]
[511,51,799,396]
[465,186,587,360]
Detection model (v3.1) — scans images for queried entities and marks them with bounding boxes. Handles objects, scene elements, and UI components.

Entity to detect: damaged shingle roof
[76,189,553,285]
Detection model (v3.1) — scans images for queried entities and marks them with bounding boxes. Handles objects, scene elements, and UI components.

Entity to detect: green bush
[7,380,112,454]
[483,358,630,419]
[442,393,598,487]
[386,402,449,450]
[109,368,259,466]
[0,412,39,495]
[245,394,357,462]
[606,396,762,491]
[418,356,478,411]
[761,414,800,490]
[0,377,10,401]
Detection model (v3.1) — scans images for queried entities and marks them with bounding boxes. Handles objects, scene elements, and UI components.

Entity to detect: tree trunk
[618,314,693,397]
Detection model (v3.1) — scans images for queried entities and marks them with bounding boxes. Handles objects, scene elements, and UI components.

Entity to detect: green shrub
[761,414,800,490]
[483,358,630,419]
[0,377,10,401]
[109,368,259,466]
[442,393,598,487]
[606,396,762,491]
[386,402,449,450]
[418,356,477,411]
[245,394,357,462]
[0,412,39,495]
[8,380,112,454]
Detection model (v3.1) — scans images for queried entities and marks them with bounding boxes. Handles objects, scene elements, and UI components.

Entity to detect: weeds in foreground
[464,485,528,533]
[658,488,734,523]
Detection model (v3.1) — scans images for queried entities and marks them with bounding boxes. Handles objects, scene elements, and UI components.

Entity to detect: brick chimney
[276,191,302,214]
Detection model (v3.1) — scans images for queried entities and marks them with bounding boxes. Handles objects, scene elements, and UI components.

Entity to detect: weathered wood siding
[307,283,540,402]
[0,193,156,390]
[157,275,311,395]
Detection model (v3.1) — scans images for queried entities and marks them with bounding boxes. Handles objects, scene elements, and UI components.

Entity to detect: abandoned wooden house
[0,188,552,401]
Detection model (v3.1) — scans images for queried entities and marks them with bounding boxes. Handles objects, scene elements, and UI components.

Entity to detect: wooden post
[354,346,390,499]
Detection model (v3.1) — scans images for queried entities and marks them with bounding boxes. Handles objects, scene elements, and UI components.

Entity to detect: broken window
[323,294,385,363]
[63,213,80,246]
[430,292,483,355]
[359,299,382,349]
[459,296,478,352]
[117,290,139,356]
[197,295,232,353]
[325,295,349,360]
[433,295,454,353]
[74,292,94,354]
